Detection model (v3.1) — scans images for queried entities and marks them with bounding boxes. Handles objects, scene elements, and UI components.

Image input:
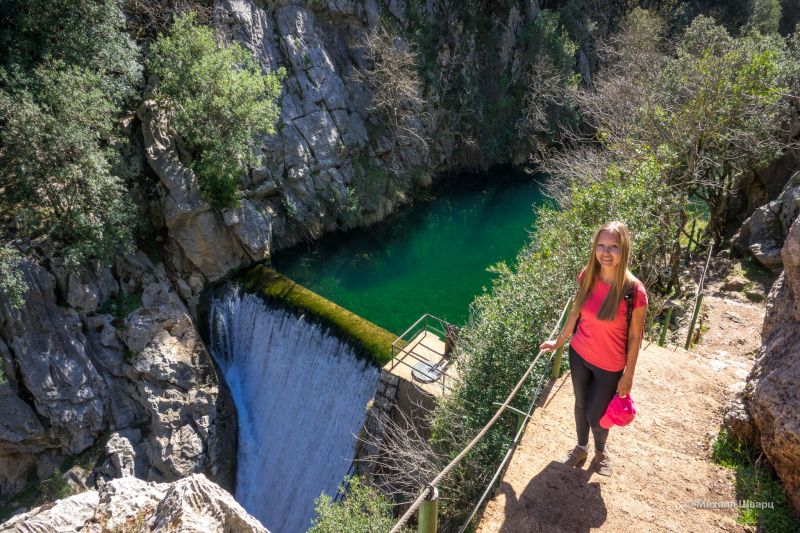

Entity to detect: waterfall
[208,287,380,533]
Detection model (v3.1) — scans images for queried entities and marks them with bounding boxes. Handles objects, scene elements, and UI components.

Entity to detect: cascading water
[208,287,380,533]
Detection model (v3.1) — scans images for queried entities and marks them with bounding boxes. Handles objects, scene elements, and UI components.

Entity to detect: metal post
[550,344,565,379]
[418,486,439,533]
[658,307,673,347]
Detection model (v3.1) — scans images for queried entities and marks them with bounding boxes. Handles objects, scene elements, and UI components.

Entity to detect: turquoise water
[273,171,545,335]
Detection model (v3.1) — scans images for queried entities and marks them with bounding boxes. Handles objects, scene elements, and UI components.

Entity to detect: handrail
[388,298,573,533]
[457,298,572,532]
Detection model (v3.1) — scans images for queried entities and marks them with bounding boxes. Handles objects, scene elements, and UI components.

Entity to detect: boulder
[744,214,800,515]
[0,474,268,533]
[721,390,757,448]
[732,172,800,269]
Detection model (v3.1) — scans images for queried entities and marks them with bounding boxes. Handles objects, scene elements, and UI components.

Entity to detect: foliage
[0,0,142,105]
[0,66,139,268]
[241,266,396,366]
[712,429,800,531]
[518,10,581,149]
[98,291,143,322]
[354,22,429,156]
[430,155,679,518]
[309,476,411,533]
[0,0,141,270]
[148,13,284,209]
[631,14,797,243]
[0,245,26,309]
[748,0,782,34]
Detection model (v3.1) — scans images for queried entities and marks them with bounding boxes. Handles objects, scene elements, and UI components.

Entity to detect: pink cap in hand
[599,393,637,429]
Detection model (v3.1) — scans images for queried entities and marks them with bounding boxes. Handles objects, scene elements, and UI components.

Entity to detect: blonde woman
[540,221,648,476]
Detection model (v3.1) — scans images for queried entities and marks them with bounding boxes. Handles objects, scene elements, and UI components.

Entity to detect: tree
[0,65,139,268]
[147,13,284,209]
[352,22,430,159]
[0,0,142,106]
[0,0,142,272]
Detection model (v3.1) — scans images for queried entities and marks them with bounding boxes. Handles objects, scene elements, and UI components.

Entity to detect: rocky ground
[0,474,267,533]
[475,257,773,533]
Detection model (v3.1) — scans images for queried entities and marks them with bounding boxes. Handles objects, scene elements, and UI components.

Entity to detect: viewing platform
[384,314,459,398]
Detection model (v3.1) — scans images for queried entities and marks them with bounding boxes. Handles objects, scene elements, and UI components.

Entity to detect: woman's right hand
[539,339,561,353]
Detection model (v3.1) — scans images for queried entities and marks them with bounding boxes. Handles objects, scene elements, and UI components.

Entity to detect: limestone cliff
[0,254,236,512]
[736,213,800,515]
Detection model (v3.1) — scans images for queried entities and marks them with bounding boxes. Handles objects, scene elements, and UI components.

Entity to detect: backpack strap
[624,282,637,353]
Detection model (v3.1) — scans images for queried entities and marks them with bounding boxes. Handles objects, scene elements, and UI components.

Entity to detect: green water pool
[272,170,546,335]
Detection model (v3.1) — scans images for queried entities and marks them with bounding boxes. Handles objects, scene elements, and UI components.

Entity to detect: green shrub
[712,429,800,531]
[0,0,142,106]
[0,0,142,269]
[309,476,411,533]
[148,13,284,209]
[0,66,138,268]
[98,292,143,322]
[0,245,26,310]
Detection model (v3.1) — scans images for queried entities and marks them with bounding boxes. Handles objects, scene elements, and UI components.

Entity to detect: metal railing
[388,298,574,533]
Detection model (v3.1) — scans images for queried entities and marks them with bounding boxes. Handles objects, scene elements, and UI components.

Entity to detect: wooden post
[658,307,673,347]
[684,293,703,350]
[550,344,565,379]
[418,487,439,533]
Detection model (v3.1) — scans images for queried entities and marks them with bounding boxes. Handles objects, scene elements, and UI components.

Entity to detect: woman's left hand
[617,374,633,398]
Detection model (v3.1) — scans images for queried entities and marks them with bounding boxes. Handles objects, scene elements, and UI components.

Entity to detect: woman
[540,221,647,477]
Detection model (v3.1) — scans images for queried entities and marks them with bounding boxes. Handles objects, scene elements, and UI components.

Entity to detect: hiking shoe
[560,445,588,467]
[593,449,613,476]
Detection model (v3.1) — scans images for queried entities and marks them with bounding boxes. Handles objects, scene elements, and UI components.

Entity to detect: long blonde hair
[575,221,635,321]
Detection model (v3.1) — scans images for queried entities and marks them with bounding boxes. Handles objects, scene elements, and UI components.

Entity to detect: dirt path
[475,260,768,533]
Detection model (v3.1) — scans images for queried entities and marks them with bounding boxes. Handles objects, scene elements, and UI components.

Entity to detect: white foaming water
[208,288,380,533]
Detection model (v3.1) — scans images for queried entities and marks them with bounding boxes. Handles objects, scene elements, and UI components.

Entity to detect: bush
[148,13,284,209]
[0,66,139,268]
[309,476,411,533]
[0,0,142,106]
[0,245,26,310]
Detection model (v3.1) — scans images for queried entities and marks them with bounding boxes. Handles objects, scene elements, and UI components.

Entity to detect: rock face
[0,254,236,505]
[1,0,556,519]
[140,0,551,293]
[0,474,267,533]
[743,213,800,515]
[732,171,800,269]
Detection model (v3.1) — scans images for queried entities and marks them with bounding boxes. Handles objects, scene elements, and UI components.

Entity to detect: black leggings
[568,345,624,452]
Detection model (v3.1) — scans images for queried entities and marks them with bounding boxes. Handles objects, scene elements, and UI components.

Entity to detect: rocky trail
[475,259,770,533]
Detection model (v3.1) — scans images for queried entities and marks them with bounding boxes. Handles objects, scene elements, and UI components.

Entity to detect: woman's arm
[539,299,581,352]
[617,305,647,396]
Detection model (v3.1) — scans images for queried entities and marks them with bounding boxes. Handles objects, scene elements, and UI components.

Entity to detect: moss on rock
[240,265,396,366]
